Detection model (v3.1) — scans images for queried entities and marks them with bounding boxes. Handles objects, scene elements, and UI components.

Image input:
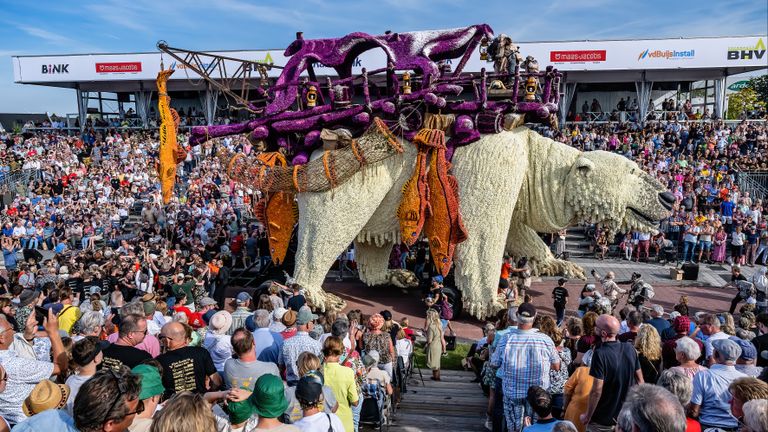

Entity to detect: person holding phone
[0,309,68,427]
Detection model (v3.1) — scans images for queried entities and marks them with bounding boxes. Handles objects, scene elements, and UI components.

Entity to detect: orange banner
[157,69,179,204]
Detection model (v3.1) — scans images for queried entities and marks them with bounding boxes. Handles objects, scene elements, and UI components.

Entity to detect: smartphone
[34,306,48,327]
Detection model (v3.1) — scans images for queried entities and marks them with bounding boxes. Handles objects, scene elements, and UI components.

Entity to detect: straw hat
[22,380,70,417]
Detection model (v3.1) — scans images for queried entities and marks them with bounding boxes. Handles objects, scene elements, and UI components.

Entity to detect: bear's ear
[575,157,595,175]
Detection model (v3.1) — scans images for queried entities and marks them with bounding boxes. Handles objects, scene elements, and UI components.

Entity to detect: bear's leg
[294,148,415,311]
[505,218,586,280]
[450,132,528,319]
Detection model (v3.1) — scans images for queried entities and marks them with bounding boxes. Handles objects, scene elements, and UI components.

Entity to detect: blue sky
[1,0,766,115]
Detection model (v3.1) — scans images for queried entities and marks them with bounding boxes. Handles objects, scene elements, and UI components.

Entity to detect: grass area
[412,341,471,370]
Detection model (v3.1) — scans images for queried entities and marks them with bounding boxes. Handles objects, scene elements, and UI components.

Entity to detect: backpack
[641,282,655,300]
[440,298,454,321]
[737,280,755,299]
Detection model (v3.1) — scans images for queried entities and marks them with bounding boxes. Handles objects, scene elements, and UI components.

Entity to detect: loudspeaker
[22,248,43,262]
[682,263,699,280]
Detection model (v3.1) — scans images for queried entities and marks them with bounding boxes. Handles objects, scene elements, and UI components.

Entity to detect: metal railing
[736,170,768,201]
[0,169,43,199]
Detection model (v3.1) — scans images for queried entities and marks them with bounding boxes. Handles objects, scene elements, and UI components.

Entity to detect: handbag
[445,335,456,351]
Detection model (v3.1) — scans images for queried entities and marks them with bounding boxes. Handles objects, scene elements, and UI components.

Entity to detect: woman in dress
[712,225,727,263]
[425,308,445,381]
[362,314,395,379]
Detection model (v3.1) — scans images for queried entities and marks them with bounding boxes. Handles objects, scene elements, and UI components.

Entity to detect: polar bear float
[294,127,674,319]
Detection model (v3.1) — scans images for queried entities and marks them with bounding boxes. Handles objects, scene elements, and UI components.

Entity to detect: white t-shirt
[294,412,346,432]
[65,373,94,414]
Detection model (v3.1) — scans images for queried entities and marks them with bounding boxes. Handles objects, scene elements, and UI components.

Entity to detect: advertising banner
[12,35,767,83]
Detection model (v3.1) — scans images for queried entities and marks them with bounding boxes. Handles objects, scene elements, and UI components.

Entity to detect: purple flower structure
[187,24,561,162]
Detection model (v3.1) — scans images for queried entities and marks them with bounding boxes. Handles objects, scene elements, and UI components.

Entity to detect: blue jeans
[352,390,363,432]
[492,377,506,432]
[682,240,696,262]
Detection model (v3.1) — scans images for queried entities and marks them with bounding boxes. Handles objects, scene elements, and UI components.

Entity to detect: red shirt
[686,417,701,432]
[500,262,512,280]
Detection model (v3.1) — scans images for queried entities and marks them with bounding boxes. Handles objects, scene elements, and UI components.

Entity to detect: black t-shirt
[156,346,216,398]
[65,277,84,295]
[589,341,640,426]
[552,286,568,306]
[101,344,152,371]
[287,294,306,312]
[753,334,768,368]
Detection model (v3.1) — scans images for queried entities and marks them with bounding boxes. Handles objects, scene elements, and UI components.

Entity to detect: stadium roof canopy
[11,34,767,124]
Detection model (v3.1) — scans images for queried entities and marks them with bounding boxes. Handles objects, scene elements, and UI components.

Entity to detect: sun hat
[131,364,165,400]
[141,292,157,303]
[209,311,233,335]
[272,307,287,321]
[281,309,297,327]
[250,375,289,419]
[226,399,257,425]
[22,380,70,416]
[296,306,318,325]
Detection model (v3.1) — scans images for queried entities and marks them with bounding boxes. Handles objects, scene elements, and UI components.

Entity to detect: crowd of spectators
[0,126,419,431]
[537,120,768,271]
[465,299,768,432]
[1,108,768,432]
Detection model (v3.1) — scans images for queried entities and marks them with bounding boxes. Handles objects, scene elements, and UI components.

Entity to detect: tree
[727,87,765,120]
[747,75,768,105]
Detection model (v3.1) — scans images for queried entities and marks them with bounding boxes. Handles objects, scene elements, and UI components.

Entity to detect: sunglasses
[102,370,145,423]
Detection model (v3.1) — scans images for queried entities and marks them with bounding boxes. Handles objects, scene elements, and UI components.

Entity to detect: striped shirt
[491,328,560,399]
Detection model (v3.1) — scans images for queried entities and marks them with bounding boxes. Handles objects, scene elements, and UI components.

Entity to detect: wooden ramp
[384,368,488,432]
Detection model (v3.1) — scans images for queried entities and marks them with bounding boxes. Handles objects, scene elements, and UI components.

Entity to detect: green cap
[250,375,289,419]
[131,364,165,400]
[226,399,256,425]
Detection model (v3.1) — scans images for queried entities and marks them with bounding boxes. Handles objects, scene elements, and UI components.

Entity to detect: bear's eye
[631,168,636,175]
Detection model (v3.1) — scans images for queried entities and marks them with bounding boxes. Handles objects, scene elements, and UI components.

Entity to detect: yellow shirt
[322,362,359,432]
[58,305,82,335]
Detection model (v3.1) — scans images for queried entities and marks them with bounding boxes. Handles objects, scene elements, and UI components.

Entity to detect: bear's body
[294,127,669,318]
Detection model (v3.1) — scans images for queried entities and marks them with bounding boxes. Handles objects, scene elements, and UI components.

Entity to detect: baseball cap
[295,375,324,405]
[380,310,392,321]
[296,306,318,325]
[236,292,252,304]
[712,338,742,362]
[729,337,757,361]
[517,302,537,319]
[584,284,596,292]
[432,275,443,284]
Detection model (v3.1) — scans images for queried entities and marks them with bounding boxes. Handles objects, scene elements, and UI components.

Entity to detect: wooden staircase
[386,368,488,432]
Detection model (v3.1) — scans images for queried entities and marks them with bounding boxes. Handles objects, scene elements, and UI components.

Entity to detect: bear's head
[565,151,673,234]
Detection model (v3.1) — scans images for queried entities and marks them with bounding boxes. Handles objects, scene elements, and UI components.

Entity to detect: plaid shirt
[280,331,321,382]
[491,328,560,399]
